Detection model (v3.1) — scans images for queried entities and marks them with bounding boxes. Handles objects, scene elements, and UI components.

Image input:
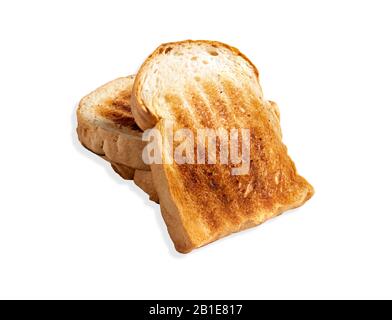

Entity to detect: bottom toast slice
[77,76,158,202]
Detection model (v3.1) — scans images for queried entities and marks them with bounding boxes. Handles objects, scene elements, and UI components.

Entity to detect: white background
[0,0,391,300]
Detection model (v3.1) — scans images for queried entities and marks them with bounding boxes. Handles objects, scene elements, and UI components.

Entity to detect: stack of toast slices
[77,40,314,253]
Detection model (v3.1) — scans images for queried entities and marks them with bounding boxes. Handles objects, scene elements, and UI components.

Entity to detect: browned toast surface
[77,76,148,170]
[97,90,140,130]
[76,77,158,201]
[132,40,314,253]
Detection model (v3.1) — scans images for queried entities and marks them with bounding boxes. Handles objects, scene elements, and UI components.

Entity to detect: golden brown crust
[151,163,194,253]
[109,162,135,180]
[134,170,159,203]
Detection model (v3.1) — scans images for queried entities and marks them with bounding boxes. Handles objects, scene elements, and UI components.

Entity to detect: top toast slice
[131,40,314,253]
[77,76,148,170]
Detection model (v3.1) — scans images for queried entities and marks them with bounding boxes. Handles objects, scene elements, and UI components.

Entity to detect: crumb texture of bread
[132,40,314,253]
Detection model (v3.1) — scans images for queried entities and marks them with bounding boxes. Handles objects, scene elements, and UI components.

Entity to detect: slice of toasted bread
[77,76,148,170]
[131,40,314,253]
[77,76,158,202]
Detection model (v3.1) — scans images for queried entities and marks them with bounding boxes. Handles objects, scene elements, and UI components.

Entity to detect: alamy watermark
[142,120,251,175]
